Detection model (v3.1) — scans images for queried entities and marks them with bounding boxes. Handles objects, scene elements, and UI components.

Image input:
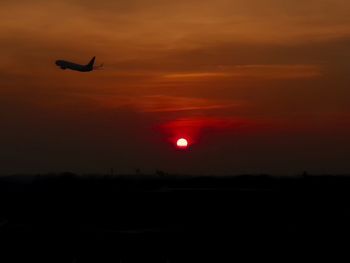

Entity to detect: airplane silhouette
[55,57,103,72]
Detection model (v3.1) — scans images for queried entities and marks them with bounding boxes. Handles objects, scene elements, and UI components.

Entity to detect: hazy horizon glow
[1,0,350,175]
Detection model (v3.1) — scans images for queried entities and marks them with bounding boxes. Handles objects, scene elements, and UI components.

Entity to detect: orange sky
[1,0,350,174]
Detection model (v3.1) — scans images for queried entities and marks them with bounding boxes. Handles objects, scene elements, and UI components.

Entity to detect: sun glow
[176,138,188,149]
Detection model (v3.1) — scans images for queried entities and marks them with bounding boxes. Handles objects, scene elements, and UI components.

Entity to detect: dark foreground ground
[1,173,350,262]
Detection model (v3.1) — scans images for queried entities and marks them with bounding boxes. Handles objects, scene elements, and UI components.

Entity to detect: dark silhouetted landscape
[1,173,349,262]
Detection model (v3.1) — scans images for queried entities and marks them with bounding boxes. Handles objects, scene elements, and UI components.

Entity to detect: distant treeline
[1,172,350,194]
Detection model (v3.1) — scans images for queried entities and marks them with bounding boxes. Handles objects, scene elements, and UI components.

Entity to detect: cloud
[83,94,242,114]
[162,64,321,80]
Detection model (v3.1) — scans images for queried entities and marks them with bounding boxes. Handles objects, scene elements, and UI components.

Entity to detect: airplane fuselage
[55,60,93,72]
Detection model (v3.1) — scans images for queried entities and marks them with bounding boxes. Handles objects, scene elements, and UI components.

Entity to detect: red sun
[176,138,188,149]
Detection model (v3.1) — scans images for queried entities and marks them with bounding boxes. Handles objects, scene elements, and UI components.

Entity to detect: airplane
[55,56,103,72]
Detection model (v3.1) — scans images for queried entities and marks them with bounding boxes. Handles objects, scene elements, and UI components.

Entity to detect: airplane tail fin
[87,56,96,67]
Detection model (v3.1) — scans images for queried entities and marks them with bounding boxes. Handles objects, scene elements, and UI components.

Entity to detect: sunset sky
[1,0,350,175]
